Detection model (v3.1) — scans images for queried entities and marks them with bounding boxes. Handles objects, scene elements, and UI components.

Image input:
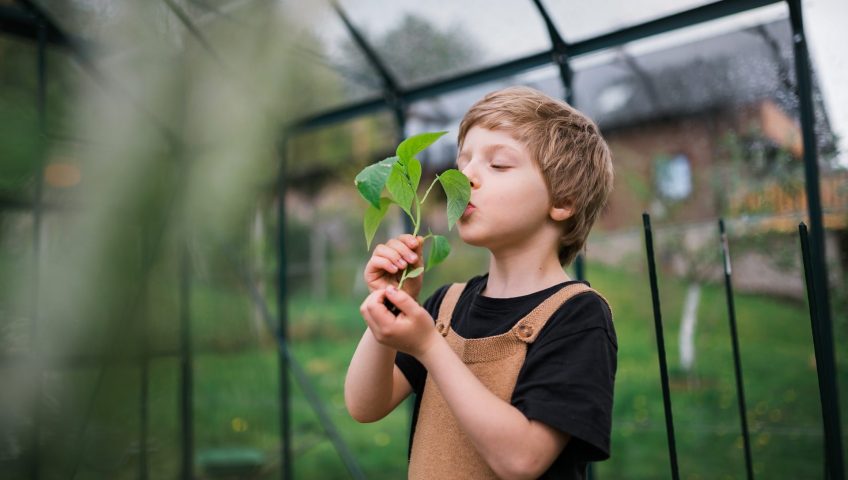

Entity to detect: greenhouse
[0,0,846,478]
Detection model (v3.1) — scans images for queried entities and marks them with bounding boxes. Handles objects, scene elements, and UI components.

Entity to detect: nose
[460,163,479,189]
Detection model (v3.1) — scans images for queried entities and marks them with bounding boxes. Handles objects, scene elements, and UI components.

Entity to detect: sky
[803,0,848,166]
[299,0,848,166]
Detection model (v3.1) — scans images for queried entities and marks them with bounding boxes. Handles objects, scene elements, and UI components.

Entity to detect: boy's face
[456,126,567,254]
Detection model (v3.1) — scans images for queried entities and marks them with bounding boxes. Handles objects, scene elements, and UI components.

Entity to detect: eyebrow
[457,143,522,160]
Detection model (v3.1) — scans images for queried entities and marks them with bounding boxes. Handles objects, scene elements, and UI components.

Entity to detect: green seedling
[355,131,471,291]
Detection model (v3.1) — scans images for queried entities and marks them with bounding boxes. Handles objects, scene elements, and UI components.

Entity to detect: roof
[408,19,834,155]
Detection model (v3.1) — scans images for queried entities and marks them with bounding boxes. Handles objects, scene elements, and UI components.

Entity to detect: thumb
[386,285,423,316]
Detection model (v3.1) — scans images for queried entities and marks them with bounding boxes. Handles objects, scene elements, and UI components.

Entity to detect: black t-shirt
[395,274,617,480]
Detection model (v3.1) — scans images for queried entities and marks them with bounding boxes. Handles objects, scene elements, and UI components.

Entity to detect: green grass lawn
[5,261,847,479]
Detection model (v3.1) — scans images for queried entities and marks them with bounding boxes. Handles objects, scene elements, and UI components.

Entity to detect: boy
[345,86,616,479]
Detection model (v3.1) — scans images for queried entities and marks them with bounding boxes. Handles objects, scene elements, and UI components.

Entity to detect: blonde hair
[457,86,614,266]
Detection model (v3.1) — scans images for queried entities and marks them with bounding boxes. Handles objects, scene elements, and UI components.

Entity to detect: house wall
[599,111,740,231]
[589,103,845,299]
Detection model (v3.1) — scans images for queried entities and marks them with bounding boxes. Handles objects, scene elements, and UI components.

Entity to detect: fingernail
[407,253,417,262]
[387,286,396,294]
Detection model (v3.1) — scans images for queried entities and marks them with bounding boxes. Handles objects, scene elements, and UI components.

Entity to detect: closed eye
[491,165,510,170]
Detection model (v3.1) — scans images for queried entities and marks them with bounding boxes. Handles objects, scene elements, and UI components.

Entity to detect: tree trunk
[679,282,701,372]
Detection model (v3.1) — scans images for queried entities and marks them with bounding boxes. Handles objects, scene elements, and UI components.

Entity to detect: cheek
[508,179,550,215]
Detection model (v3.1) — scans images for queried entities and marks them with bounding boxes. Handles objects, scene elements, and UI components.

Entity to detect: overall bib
[408,282,605,479]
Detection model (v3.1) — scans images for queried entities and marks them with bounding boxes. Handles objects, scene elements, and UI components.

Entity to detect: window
[655,153,692,201]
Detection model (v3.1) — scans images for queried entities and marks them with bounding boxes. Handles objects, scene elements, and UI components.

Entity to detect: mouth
[462,202,476,218]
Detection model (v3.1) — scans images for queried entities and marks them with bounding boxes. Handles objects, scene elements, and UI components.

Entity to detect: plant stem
[412,192,421,237]
[398,176,439,292]
[420,176,440,205]
[403,208,416,231]
[398,268,409,290]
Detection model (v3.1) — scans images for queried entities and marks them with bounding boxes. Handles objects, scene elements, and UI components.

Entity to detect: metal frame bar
[643,213,680,480]
[330,1,406,136]
[276,138,293,480]
[530,0,588,287]
[787,1,843,477]
[799,223,845,480]
[293,0,781,132]
[531,0,574,105]
[243,250,366,479]
[161,0,223,64]
[179,246,194,480]
[27,17,47,480]
[0,3,92,51]
[719,219,754,480]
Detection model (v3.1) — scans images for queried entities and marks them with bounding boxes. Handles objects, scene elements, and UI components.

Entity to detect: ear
[549,204,573,222]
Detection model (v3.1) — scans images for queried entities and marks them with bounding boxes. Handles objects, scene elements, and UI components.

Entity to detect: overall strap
[435,283,466,336]
[512,283,600,344]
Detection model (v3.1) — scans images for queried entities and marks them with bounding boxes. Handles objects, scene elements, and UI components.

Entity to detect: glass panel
[285,112,411,476]
[335,0,550,88]
[282,0,386,117]
[0,36,42,199]
[44,48,87,139]
[35,1,178,52]
[34,1,247,52]
[405,63,566,152]
[190,230,282,476]
[804,0,848,170]
[40,141,84,207]
[551,6,840,478]
[541,0,717,42]
[0,211,34,356]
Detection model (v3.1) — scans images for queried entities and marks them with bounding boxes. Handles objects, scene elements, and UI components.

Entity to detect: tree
[335,13,482,95]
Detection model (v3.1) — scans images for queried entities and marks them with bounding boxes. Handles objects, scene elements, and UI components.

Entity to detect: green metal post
[179,245,194,480]
[787,2,844,478]
[277,138,292,479]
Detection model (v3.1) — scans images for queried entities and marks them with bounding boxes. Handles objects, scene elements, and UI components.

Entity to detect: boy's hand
[359,286,441,359]
[363,234,424,300]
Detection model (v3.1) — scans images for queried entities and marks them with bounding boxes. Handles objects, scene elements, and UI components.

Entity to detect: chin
[457,225,489,248]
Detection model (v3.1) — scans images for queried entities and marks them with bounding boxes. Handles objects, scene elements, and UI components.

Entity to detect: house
[408,18,845,297]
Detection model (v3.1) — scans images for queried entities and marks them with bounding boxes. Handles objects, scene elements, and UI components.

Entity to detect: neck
[482,237,570,298]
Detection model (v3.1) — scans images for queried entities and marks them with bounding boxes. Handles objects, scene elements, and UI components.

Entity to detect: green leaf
[386,162,414,217]
[363,197,392,249]
[405,266,425,279]
[425,234,451,271]
[407,158,422,192]
[397,131,448,162]
[437,169,471,229]
[355,156,398,208]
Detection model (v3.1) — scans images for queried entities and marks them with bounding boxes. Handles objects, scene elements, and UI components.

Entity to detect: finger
[397,235,424,268]
[385,285,426,318]
[365,289,395,327]
[360,290,386,331]
[366,256,399,276]
[360,291,378,326]
[399,234,420,250]
[387,238,418,265]
[374,244,408,270]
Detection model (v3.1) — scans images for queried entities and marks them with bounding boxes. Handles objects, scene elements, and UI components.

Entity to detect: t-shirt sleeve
[511,292,617,462]
[394,284,449,395]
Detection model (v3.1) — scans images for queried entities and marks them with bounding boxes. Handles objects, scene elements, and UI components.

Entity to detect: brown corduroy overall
[408,281,604,479]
